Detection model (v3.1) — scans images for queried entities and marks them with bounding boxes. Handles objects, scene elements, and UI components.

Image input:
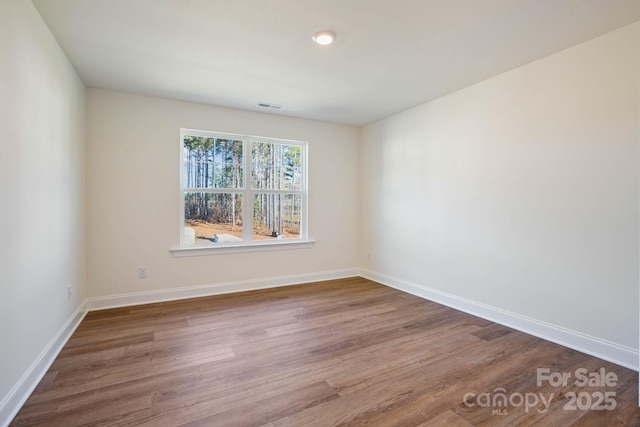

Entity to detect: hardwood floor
[11,277,640,426]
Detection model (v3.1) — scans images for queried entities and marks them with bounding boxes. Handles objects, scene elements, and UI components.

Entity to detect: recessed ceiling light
[312,31,336,46]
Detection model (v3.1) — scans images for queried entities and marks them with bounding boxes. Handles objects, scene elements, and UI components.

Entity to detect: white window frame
[171,129,313,257]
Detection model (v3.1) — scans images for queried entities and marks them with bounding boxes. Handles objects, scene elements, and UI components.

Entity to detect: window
[180,129,307,250]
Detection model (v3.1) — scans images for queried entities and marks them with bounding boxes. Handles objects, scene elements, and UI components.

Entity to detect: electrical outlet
[367,252,372,261]
[67,285,72,302]
[138,266,147,278]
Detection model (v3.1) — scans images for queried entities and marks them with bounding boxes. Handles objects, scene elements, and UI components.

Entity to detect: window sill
[170,239,315,257]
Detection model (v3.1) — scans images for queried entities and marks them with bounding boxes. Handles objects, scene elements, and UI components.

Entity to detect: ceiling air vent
[257,102,283,110]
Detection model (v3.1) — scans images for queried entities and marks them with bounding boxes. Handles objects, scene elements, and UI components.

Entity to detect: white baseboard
[87,268,359,311]
[0,300,88,427]
[1,268,358,426]
[3,267,634,427]
[359,269,639,372]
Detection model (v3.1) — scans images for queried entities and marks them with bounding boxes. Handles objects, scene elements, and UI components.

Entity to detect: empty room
[2,0,640,425]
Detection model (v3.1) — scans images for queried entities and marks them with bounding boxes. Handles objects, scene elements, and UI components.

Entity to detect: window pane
[253,194,301,240]
[215,138,244,189]
[252,142,303,191]
[183,136,243,189]
[184,192,243,244]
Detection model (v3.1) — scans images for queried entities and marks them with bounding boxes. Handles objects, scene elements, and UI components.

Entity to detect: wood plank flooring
[11,277,640,426]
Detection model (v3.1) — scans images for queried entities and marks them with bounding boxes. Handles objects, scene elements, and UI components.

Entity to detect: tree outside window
[181,130,307,246]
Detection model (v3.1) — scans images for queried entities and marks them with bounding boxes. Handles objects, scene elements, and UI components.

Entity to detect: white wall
[86,89,359,299]
[361,22,640,351]
[0,0,86,417]
[2,2,637,419]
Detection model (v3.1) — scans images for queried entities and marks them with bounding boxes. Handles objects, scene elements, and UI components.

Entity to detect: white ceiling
[32,0,640,126]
